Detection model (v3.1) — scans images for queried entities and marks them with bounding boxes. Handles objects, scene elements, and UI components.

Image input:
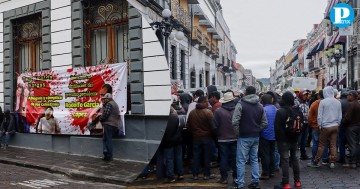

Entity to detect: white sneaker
[330,163,335,169]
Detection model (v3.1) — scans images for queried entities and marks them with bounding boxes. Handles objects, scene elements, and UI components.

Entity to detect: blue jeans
[192,138,212,177]
[311,130,328,162]
[102,124,118,159]
[0,130,15,145]
[299,123,309,156]
[218,141,237,179]
[235,137,260,187]
[164,144,184,178]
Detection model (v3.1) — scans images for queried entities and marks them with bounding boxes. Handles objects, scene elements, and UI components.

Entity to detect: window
[83,0,129,66]
[190,67,196,88]
[13,13,42,73]
[180,50,185,86]
[212,75,216,85]
[170,45,176,79]
[199,70,203,88]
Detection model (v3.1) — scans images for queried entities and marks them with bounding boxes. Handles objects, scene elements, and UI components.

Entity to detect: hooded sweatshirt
[317,86,342,128]
[212,100,237,142]
[232,94,268,138]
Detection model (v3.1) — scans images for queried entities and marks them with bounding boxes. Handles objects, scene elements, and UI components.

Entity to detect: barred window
[13,13,42,73]
[83,0,129,66]
[170,45,176,79]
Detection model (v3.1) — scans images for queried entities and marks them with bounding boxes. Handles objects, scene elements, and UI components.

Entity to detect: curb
[0,157,132,185]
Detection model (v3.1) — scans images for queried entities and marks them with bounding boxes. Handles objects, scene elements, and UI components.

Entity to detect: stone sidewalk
[0,146,146,185]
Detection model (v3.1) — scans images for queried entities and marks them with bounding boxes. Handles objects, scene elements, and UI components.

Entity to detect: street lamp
[325,45,345,89]
[151,9,185,64]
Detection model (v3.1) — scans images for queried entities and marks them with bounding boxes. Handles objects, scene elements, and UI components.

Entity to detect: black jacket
[161,114,182,148]
[1,113,15,133]
[274,105,301,143]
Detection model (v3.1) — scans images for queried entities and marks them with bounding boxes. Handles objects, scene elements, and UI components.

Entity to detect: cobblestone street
[129,151,360,189]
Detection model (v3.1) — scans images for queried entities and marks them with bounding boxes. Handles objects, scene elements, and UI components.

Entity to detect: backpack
[284,106,304,136]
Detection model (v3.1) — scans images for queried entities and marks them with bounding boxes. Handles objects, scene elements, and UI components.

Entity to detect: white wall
[141,17,172,116]
[51,0,72,70]
[0,12,3,110]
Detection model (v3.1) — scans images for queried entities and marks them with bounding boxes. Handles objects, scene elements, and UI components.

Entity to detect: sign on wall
[15,63,127,135]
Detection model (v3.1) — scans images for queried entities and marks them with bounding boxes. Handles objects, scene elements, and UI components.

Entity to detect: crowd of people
[139,85,360,189]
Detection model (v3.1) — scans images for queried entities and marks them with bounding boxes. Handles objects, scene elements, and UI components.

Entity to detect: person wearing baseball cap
[295,90,310,160]
[98,92,120,161]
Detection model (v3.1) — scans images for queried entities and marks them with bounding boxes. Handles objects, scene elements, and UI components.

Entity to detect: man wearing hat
[96,93,120,161]
[342,90,360,168]
[212,92,237,184]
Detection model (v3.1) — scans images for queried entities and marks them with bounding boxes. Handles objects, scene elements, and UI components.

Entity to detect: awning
[307,39,324,57]
[326,32,339,49]
[290,54,299,64]
[306,46,317,57]
[327,79,333,86]
[316,39,325,52]
[339,76,347,85]
[331,79,338,86]
[335,35,346,44]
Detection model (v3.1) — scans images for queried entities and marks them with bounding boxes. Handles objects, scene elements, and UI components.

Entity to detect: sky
[220,0,328,79]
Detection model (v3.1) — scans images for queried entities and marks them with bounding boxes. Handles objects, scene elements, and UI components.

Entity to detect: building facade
[0,0,240,163]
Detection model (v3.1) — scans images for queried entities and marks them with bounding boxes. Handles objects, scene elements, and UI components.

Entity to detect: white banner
[16,63,127,135]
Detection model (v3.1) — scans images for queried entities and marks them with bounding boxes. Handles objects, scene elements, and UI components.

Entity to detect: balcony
[206,43,215,56]
[211,44,216,56]
[309,60,320,72]
[171,6,191,31]
[199,35,210,51]
[192,26,202,45]
[204,36,210,49]
[309,60,315,71]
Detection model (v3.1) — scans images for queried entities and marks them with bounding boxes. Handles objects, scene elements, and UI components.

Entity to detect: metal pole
[165,35,169,65]
[336,60,339,89]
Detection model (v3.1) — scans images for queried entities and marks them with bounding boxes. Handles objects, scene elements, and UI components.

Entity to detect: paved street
[129,150,360,189]
[0,163,125,189]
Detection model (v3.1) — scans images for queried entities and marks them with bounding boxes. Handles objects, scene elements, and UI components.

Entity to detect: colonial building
[0,0,240,163]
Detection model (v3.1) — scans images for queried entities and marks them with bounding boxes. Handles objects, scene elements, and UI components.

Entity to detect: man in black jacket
[0,110,16,149]
[274,92,302,189]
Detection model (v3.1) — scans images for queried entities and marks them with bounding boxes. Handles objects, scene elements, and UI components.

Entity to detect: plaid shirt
[100,100,113,122]
[295,98,309,124]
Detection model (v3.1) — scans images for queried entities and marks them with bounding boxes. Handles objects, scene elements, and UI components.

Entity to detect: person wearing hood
[259,94,278,181]
[212,92,237,184]
[307,90,329,167]
[309,86,342,169]
[274,91,303,189]
[187,96,215,180]
[232,86,268,189]
[0,110,16,149]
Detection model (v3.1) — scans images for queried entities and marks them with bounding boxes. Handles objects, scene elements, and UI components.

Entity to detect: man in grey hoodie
[232,86,268,189]
[309,86,342,169]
